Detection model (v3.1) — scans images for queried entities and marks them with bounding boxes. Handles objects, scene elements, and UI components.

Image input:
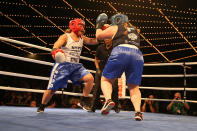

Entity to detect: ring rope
[1,52,197,77]
[1,37,197,103]
[0,70,49,80]
[144,62,197,66]
[1,86,197,103]
[1,36,197,65]
[0,86,84,97]
[1,67,197,81]
[0,53,96,73]
[142,74,197,77]
[0,36,95,62]
[0,52,53,66]
[139,86,197,91]
[0,70,197,91]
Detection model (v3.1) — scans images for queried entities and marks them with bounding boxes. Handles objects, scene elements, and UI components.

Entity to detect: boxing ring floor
[0,106,196,131]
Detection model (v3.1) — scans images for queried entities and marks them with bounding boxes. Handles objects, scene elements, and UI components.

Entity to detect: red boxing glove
[51,48,65,60]
[102,24,110,30]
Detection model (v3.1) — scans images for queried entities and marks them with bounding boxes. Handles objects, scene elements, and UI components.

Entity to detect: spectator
[23,92,32,105]
[47,101,57,108]
[0,91,10,106]
[166,92,190,115]
[16,92,23,105]
[69,97,79,109]
[9,92,17,105]
[141,94,159,113]
[30,100,37,107]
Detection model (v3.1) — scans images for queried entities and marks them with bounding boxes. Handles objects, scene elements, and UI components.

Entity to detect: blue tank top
[112,24,140,48]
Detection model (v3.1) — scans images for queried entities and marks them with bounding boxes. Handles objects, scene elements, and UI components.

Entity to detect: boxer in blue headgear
[95,13,144,121]
[110,13,128,25]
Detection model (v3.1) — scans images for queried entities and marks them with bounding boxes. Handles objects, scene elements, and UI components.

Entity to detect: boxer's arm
[51,34,67,60]
[82,36,98,45]
[53,34,67,49]
[96,26,117,40]
[95,13,114,40]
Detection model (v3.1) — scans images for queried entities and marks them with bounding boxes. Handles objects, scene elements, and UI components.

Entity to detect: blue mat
[0,106,196,131]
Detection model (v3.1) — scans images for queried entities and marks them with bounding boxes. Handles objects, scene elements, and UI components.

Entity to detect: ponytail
[65,28,71,33]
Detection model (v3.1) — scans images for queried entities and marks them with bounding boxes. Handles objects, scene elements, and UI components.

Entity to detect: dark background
[0,0,197,114]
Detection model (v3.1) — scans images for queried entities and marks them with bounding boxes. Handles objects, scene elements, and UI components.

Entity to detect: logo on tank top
[128,33,137,40]
[127,27,138,40]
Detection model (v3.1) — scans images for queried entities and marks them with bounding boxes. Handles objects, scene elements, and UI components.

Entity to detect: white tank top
[61,33,83,63]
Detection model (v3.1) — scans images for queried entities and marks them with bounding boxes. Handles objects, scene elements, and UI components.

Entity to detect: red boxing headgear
[69,18,85,36]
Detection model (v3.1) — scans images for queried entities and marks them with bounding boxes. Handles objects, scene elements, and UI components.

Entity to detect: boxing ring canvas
[0,106,196,131]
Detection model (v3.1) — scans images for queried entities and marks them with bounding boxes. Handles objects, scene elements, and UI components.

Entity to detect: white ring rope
[1,68,197,81]
[1,86,197,103]
[0,36,51,52]
[2,52,197,77]
[0,70,197,91]
[1,37,197,104]
[0,86,84,97]
[142,74,197,77]
[0,70,49,80]
[1,36,197,64]
[144,62,197,66]
[0,52,96,73]
[0,36,95,62]
[0,51,197,91]
[139,86,197,91]
[0,52,54,66]
[0,70,75,83]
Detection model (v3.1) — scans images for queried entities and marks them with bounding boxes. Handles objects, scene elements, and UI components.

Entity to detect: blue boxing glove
[96,13,108,29]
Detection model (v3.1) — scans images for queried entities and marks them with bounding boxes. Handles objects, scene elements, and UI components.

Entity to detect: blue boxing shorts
[102,44,144,85]
[47,62,90,91]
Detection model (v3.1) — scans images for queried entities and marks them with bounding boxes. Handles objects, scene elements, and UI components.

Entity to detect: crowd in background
[0,86,197,116]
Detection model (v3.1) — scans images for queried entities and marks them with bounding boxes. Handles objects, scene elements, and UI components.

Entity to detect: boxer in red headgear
[69,18,85,37]
[37,18,99,113]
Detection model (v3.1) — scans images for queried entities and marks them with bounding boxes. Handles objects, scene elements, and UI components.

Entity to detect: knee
[127,84,139,90]
[84,74,94,83]
[128,85,141,95]
[88,74,94,83]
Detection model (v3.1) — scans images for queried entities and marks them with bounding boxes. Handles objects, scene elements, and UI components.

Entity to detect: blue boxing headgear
[110,13,128,25]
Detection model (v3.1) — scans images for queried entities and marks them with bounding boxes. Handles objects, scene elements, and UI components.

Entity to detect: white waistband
[118,44,138,49]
